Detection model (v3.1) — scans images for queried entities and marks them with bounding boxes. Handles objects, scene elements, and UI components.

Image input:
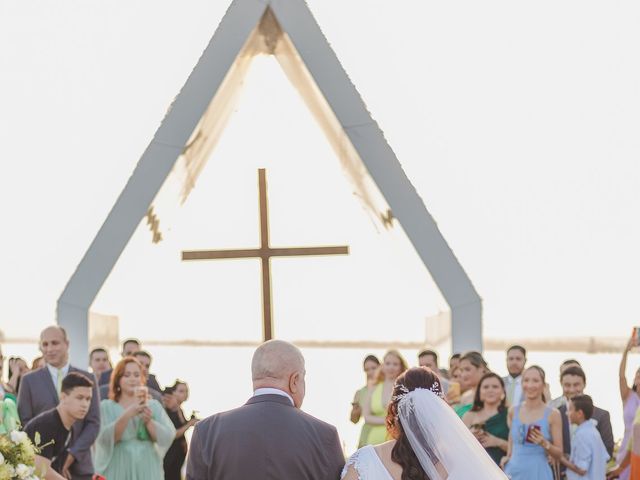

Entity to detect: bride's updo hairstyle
[386,367,442,480]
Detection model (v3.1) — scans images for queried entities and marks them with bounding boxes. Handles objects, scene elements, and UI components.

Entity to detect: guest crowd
[2,328,640,479]
[349,340,640,479]
[0,326,197,479]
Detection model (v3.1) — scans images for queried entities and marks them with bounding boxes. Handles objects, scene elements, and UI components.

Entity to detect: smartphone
[447,381,461,398]
[526,424,541,443]
[470,423,485,434]
[134,385,149,405]
[633,327,640,347]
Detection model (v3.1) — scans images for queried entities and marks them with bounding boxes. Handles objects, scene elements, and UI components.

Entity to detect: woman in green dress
[350,355,380,448]
[455,351,489,418]
[361,350,408,446]
[462,372,509,465]
[0,394,19,434]
[95,357,175,479]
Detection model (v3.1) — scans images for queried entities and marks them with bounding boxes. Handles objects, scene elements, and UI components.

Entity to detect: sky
[1,1,640,345]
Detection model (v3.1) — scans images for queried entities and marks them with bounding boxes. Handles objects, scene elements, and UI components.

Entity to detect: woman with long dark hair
[462,372,509,465]
[350,355,381,448]
[342,367,506,479]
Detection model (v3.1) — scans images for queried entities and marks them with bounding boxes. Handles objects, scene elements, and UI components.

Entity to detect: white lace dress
[341,445,394,480]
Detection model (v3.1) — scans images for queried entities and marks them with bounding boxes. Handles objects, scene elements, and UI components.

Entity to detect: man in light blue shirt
[561,394,608,479]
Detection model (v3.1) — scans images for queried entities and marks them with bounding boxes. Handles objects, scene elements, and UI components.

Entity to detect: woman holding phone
[95,357,175,479]
[613,332,640,480]
[462,372,509,465]
[501,366,563,479]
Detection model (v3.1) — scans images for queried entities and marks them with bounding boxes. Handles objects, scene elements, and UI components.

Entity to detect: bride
[341,367,507,479]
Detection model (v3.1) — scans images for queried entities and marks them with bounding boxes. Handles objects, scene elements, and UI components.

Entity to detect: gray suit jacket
[17,366,101,476]
[186,394,344,480]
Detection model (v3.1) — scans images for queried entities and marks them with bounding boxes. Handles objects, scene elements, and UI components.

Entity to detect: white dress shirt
[503,374,522,406]
[253,387,294,406]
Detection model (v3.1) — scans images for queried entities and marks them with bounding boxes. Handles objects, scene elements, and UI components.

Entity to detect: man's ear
[289,371,300,393]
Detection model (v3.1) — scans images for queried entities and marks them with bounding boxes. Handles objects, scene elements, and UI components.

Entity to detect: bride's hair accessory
[393,382,444,403]
[392,369,508,479]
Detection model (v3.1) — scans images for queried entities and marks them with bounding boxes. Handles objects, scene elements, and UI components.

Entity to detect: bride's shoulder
[341,445,376,480]
[341,441,397,480]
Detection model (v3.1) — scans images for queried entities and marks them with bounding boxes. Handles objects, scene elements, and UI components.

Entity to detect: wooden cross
[182,168,349,341]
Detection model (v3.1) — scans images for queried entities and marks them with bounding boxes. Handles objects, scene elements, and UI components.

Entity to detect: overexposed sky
[1,1,639,343]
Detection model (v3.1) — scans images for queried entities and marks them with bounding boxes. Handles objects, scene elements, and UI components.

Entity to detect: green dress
[483,410,509,465]
[454,403,473,418]
[95,399,176,479]
[356,386,373,448]
[0,397,20,434]
[364,383,388,446]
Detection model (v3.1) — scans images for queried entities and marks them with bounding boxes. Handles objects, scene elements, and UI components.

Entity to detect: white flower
[0,451,4,464]
[15,463,31,479]
[10,431,28,445]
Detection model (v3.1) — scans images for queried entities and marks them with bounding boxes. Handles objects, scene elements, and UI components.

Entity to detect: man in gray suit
[18,326,100,480]
[557,366,614,460]
[187,340,345,480]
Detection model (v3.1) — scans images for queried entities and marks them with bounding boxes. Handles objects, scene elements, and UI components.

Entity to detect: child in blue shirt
[559,395,608,479]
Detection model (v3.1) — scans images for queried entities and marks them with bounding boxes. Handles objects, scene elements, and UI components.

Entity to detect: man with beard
[502,345,526,406]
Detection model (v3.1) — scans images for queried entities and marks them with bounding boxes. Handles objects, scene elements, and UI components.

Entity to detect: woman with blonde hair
[361,350,408,446]
[454,351,489,417]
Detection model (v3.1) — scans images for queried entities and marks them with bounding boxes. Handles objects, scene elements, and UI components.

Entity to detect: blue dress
[504,406,554,480]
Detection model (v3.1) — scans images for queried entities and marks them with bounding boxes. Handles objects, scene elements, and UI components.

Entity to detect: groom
[186,340,345,479]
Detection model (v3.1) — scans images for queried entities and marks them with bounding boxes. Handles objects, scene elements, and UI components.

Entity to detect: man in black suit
[187,340,344,480]
[557,366,614,460]
[18,326,100,480]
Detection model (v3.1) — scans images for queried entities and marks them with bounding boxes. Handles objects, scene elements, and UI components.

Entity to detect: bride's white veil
[396,387,508,479]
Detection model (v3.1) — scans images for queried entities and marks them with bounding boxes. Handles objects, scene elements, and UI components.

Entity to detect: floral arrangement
[0,431,43,480]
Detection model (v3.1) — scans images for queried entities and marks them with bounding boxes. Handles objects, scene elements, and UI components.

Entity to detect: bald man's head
[252,340,306,408]
[40,325,69,368]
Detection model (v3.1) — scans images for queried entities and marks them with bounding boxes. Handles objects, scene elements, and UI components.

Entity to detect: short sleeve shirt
[24,407,72,473]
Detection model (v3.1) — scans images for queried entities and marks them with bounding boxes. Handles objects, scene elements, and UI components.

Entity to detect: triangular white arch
[57,0,482,365]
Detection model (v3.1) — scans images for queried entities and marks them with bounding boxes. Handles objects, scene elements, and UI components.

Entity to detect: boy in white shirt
[561,394,608,479]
